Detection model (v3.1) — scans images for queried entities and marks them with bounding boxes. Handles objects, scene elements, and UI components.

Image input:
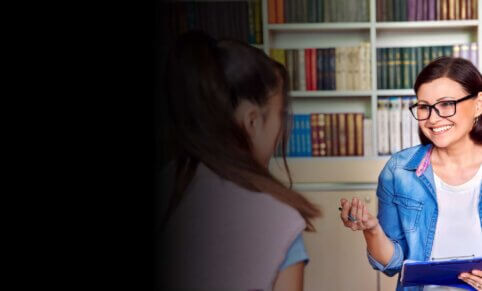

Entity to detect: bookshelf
[263,0,481,163]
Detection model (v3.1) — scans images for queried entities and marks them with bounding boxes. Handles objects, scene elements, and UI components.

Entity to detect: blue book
[305,115,312,157]
[401,257,482,290]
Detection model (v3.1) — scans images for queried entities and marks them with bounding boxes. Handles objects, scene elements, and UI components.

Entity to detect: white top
[424,165,482,291]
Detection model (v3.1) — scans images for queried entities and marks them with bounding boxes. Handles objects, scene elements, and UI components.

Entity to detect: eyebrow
[417,96,456,104]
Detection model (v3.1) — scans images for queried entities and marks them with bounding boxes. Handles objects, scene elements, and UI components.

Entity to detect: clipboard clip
[431,254,475,261]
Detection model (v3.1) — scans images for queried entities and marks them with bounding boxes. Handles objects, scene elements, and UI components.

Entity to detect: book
[389,97,402,154]
[363,118,373,156]
[355,113,364,156]
[377,98,390,155]
[408,0,416,20]
[346,113,356,156]
[401,97,412,150]
[317,113,327,156]
[337,113,347,156]
[325,113,332,156]
[310,114,320,156]
[298,49,306,90]
[331,113,339,156]
[401,257,482,289]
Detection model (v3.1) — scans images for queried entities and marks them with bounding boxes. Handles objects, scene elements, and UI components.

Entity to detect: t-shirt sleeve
[278,233,309,271]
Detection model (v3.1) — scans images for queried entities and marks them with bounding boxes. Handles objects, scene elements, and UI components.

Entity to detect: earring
[475,115,480,126]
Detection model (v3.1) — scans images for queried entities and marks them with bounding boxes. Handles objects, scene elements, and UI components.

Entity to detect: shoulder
[380,144,425,174]
[188,163,306,229]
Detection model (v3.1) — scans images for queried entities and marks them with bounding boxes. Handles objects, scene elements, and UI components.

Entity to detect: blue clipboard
[400,257,482,290]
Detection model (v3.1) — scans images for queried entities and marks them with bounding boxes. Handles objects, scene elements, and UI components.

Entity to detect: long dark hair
[413,56,482,145]
[163,30,320,230]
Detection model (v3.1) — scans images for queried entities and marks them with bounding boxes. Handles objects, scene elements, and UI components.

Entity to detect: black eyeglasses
[409,94,476,121]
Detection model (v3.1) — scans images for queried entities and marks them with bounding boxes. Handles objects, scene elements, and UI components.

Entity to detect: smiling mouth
[431,125,454,134]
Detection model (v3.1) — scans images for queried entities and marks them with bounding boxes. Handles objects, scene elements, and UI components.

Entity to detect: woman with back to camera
[156,31,320,291]
[339,57,482,291]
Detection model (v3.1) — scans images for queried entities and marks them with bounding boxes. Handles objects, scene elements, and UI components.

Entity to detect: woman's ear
[476,91,482,117]
[234,99,262,140]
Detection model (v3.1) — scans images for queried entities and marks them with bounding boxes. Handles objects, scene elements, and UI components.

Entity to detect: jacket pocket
[392,195,423,233]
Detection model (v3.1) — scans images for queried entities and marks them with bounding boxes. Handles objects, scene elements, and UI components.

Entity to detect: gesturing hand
[459,270,482,291]
[339,197,379,232]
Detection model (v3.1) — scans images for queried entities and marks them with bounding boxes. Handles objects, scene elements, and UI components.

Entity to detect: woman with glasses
[339,57,482,291]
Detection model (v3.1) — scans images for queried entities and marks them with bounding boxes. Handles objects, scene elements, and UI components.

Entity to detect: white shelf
[289,90,373,97]
[251,44,264,49]
[377,89,415,96]
[375,20,478,29]
[268,23,371,31]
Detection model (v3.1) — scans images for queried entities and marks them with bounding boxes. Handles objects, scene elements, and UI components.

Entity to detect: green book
[387,0,393,21]
[317,0,324,22]
[402,48,411,89]
[382,48,388,89]
[377,48,383,89]
[394,0,401,21]
[442,45,453,57]
[409,47,417,88]
[422,46,431,67]
[323,0,331,22]
[400,0,407,20]
[394,48,402,89]
[388,48,396,89]
[415,47,423,75]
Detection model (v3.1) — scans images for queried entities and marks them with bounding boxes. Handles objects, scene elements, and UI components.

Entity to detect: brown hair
[163,30,320,230]
[413,56,482,145]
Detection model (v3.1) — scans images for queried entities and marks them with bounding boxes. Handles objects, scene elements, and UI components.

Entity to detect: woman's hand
[459,270,482,290]
[339,197,379,232]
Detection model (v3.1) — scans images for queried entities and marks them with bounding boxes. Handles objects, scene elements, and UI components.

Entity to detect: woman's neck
[432,139,482,168]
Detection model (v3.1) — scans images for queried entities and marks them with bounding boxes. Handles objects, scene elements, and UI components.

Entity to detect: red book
[311,48,317,91]
[305,49,312,90]
[268,0,276,23]
[276,0,284,23]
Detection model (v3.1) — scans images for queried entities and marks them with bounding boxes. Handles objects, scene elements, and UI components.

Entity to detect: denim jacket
[367,144,482,291]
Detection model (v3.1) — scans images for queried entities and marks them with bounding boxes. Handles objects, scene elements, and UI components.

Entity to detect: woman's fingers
[459,271,482,290]
[340,199,350,223]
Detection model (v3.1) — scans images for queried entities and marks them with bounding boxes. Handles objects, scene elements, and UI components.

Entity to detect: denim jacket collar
[403,143,433,172]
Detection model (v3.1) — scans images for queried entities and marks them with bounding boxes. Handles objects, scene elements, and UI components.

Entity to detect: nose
[427,107,443,123]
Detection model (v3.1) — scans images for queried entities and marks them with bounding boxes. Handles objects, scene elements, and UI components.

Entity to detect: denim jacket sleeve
[367,155,408,277]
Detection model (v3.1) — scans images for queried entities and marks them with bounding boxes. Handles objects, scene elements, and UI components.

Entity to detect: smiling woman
[338,57,482,291]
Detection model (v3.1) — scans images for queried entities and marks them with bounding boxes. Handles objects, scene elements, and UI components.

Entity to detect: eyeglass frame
[408,93,477,121]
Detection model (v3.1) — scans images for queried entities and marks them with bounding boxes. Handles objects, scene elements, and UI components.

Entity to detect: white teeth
[432,125,453,133]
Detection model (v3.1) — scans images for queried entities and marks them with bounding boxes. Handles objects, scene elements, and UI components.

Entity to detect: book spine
[311,48,317,91]
[355,113,364,156]
[388,48,396,89]
[346,113,356,156]
[325,113,332,156]
[395,48,402,89]
[338,113,347,156]
[329,48,336,90]
[299,49,306,90]
[471,42,478,68]
[286,50,295,91]
[389,97,402,154]
[363,118,372,156]
[305,49,312,90]
[305,115,312,156]
[318,113,327,156]
[268,0,277,23]
[410,47,417,89]
[408,0,416,20]
[377,48,383,89]
[310,114,320,156]
[428,0,436,20]
[331,113,339,156]
[461,0,467,19]
[401,97,412,149]
[317,49,324,90]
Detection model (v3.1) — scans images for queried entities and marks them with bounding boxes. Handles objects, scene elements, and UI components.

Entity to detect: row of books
[165,1,263,45]
[377,96,421,155]
[377,43,478,89]
[268,0,369,23]
[270,43,371,91]
[377,0,478,22]
[277,113,367,157]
